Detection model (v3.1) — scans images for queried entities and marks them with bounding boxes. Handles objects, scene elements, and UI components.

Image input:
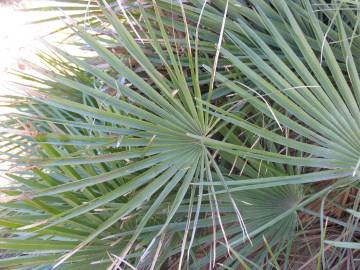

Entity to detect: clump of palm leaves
[1,0,360,269]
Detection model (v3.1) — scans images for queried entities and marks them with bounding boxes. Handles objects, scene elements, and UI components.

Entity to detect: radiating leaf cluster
[1,0,360,269]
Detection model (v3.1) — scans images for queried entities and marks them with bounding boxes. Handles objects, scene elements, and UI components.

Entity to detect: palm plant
[0,0,360,269]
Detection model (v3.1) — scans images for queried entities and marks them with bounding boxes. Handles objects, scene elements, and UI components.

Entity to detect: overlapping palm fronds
[1,0,360,269]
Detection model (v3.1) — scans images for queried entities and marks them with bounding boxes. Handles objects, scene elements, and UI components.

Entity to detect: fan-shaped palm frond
[1,0,360,269]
